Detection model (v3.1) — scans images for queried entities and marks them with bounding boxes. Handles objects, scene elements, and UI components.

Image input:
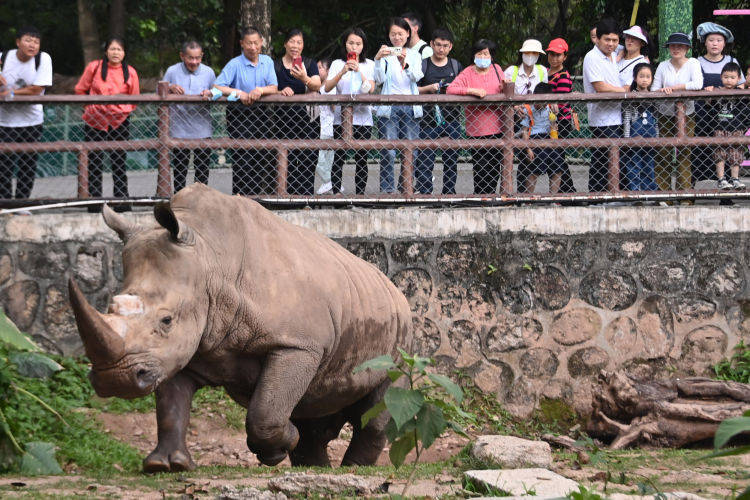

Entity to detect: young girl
[622,63,659,191]
[546,37,576,193]
[316,58,336,194]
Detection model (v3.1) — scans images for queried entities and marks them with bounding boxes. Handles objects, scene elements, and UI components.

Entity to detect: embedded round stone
[531,266,570,310]
[391,268,432,315]
[485,316,543,356]
[449,320,482,368]
[74,247,106,292]
[474,361,515,396]
[43,286,82,356]
[345,242,388,274]
[696,255,745,298]
[533,239,567,263]
[520,348,559,379]
[550,308,602,346]
[637,295,674,358]
[580,269,638,311]
[437,283,463,318]
[567,347,610,378]
[639,262,687,294]
[672,296,717,324]
[390,241,433,265]
[604,316,638,359]
[18,244,69,279]
[412,317,441,357]
[607,239,648,262]
[0,253,12,285]
[567,239,600,276]
[0,280,40,330]
[436,241,477,278]
[681,326,728,361]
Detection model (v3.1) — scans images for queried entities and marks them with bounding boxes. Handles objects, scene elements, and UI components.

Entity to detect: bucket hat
[519,39,545,54]
[622,26,648,44]
[664,32,691,48]
[696,22,734,44]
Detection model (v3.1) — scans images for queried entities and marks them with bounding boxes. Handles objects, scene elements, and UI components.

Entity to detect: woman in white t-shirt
[324,28,376,194]
[374,17,423,193]
[617,25,652,87]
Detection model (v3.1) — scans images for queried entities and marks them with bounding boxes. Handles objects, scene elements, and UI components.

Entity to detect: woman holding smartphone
[374,17,423,193]
[274,28,321,195]
[324,28,376,194]
[74,37,139,211]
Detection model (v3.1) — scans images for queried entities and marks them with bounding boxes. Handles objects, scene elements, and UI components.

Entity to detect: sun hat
[546,38,568,53]
[519,39,545,54]
[622,25,648,44]
[664,32,691,48]
[696,22,734,44]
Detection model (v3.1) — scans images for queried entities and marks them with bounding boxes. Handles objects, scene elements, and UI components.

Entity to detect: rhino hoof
[143,454,170,473]
[169,450,196,471]
[143,450,196,473]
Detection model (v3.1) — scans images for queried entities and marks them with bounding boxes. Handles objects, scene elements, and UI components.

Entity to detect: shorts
[529,135,564,175]
[714,130,746,165]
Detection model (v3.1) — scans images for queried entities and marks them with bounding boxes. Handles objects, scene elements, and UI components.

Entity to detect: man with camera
[415,28,463,194]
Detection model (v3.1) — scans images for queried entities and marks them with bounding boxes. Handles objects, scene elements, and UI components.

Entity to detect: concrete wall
[2,206,749,416]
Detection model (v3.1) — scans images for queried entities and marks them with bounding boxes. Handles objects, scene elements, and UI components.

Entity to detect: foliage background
[0,0,748,81]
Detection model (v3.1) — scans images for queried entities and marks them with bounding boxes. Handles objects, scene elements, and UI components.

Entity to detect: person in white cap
[617,25,652,87]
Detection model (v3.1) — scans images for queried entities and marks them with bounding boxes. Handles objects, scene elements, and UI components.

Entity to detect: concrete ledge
[2,205,750,242]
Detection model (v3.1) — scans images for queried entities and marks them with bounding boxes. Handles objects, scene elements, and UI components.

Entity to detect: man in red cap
[546,38,576,193]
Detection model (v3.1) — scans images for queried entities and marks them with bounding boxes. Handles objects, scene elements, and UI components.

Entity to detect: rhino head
[69,203,207,399]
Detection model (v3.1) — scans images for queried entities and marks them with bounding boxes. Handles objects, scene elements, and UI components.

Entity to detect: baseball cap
[546,38,568,53]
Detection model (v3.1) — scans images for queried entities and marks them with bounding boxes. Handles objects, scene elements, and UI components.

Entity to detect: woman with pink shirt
[447,39,505,194]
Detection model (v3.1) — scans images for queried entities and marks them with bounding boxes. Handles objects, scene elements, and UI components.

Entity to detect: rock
[550,308,601,346]
[345,242,387,274]
[449,320,482,368]
[17,244,69,279]
[470,435,552,469]
[43,286,82,356]
[474,362,515,397]
[639,261,687,293]
[0,280,40,331]
[607,493,709,500]
[267,472,386,496]
[437,283,463,317]
[696,255,744,298]
[390,241,433,264]
[567,347,609,378]
[73,247,106,292]
[519,348,559,379]
[391,268,432,315]
[580,269,638,311]
[530,266,570,310]
[412,317,441,357]
[436,241,477,278]
[604,317,638,359]
[217,485,288,500]
[464,468,578,497]
[0,253,12,285]
[671,296,717,324]
[636,295,674,358]
[485,316,542,355]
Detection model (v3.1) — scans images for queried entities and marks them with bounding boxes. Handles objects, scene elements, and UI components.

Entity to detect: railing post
[77,149,89,199]
[676,101,686,138]
[401,147,414,196]
[276,147,288,195]
[342,104,353,142]
[501,99,515,194]
[156,81,172,198]
[608,145,620,192]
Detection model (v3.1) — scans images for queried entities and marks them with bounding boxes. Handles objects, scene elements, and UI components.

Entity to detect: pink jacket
[447,65,505,137]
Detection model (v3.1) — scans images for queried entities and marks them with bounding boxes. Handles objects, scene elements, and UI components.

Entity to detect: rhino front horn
[68,277,125,366]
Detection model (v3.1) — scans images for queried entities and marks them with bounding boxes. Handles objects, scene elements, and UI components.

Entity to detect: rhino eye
[160,316,172,326]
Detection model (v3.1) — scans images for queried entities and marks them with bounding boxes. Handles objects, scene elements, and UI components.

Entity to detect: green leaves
[360,400,386,428]
[415,403,446,449]
[0,310,39,352]
[20,442,63,475]
[714,415,750,449]
[384,387,424,430]
[427,373,463,404]
[353,355,396,374]
[389,433,416,468]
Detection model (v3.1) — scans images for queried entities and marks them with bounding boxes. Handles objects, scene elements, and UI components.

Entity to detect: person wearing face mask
[447,39,505,194]
[505,39,548,193]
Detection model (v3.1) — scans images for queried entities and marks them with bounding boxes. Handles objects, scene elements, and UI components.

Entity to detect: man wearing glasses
[415,28,464,194]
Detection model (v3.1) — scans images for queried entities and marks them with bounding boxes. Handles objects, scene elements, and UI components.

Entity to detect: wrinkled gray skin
[68,184,412,472]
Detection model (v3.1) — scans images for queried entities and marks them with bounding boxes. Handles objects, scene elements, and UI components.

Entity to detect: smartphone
[293,56,303,67]
[347,52,358,62]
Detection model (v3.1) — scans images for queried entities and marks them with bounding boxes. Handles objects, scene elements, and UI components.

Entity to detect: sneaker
[718,178,732,190]
[731,178,746,189]
[316,181,333,195]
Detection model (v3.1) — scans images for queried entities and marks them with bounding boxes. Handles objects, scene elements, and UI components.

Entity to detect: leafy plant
[567,485,605,500]
[713,340,750,383]
[702,409,750,500]
[0,309,67,474]
[354,348,473,496]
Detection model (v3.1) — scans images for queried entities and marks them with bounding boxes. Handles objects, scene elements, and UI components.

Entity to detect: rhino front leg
[143,371,201,473]
[245,348,322,466]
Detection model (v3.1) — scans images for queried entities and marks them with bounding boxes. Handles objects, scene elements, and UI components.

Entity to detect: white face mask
[522,53,539,66]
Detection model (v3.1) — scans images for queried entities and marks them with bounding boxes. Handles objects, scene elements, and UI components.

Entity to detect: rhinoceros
[68,184,412,472]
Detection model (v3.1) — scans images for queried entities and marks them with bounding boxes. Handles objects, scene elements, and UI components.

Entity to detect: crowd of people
[1,16,749,205]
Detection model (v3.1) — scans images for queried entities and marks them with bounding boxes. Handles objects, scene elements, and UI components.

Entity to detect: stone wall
[1,206,748,417]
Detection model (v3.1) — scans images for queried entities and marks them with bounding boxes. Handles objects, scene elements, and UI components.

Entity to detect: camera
[436,79,449,94]
[388,47,403,56]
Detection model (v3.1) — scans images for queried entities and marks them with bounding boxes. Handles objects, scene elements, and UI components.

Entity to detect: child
[622,63,659,191]
[546,38,576,192]
[520,83,564,193]
[711,62,748,190]
[315,58,336,194]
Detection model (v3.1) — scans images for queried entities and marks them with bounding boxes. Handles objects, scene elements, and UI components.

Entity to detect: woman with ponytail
[75,38,139,211]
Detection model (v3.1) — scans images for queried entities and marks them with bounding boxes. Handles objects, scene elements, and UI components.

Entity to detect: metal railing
[1,82,749,207]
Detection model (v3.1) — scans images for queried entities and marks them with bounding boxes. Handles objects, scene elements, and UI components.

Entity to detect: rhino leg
[289,413,347,467]
[341,379,390,466]
[245,348,322,466]
[143,372,201,473]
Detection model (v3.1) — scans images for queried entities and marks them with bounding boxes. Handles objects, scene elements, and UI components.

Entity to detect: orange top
[75,60,140,131]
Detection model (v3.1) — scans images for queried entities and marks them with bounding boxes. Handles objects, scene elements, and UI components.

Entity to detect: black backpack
[1,49,41,71]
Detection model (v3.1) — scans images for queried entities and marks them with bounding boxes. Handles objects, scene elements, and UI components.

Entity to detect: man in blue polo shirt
[214,26,278,195]
[163,40,216,193]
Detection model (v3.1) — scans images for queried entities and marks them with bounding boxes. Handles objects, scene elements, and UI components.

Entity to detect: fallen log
[587,370,750,449]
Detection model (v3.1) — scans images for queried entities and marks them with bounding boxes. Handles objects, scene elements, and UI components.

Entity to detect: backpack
[1,49,41,71]
[508,64,545,85]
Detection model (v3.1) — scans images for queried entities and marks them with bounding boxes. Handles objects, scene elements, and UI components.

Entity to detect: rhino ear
[154,202,195,245]
[102,204,140,243]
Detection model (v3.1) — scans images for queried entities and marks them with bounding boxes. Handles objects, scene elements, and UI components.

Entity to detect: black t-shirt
[275,57,319,95]
[714,95,750,132]
[418,57,463,126]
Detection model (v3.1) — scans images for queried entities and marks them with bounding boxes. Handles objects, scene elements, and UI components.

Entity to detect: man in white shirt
[583,18,628,192]
[0,26,53,199]
[401,13,433,60]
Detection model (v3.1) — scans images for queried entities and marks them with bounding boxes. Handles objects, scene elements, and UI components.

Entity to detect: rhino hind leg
[341,379,390,466]
[143,372,201,473]
[289,412,347,467]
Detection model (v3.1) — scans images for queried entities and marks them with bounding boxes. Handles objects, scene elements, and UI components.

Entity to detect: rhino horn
[68,277,125,366]
[154,202,195,245]
[102,204,140,243]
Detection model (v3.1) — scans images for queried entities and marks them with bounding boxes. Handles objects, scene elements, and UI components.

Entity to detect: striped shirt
[548,69,572,120]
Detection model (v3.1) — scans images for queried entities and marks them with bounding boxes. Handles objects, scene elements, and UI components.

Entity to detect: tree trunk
[588,370,750,449]
[220,0,241,65]
[109,0,126,40]
[240,0,271,53]
[77,0,101,64]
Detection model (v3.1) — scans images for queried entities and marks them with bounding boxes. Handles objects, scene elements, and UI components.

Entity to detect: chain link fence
[1,86,749,205]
